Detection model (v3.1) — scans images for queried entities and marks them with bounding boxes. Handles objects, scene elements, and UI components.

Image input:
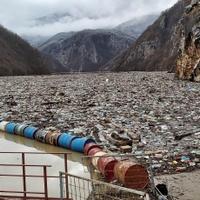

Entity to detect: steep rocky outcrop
[39,29,135,72]
[0,25,63,76]
[108,0,189,72]
[176,0,200,81]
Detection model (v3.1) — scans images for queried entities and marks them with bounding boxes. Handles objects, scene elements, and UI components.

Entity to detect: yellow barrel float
[45,131,62,146]
[92,151,107,169]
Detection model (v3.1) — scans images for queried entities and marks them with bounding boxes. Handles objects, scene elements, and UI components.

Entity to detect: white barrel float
[0,121,9,131]
[92,151,107,170]
[35,130,48,143]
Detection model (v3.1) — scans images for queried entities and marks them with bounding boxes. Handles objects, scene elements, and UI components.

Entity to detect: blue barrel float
[23,126,38,139]
[0,119,150,187]
[71,137,95,153]
[5,122,17,134]
[58,133,79,149]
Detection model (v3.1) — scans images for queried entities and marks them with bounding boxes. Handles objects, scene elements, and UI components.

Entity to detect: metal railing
[81,153,172,200]
[0,163,50,199]
[59,172,150,200]
[0,152,70,199]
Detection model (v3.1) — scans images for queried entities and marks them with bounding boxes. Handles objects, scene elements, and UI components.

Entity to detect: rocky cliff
[39,29,135,72]
[176,0,200,81]
[0,25,62,76]
[108,0,189,72]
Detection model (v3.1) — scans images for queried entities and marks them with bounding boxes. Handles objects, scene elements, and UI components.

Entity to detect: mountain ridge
[0,25,64,76]
[36,14,160,72]
[106,0,188,72]
[38,29,135,72]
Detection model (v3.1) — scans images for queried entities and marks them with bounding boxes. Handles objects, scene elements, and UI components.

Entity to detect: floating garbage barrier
[0,120,150,190]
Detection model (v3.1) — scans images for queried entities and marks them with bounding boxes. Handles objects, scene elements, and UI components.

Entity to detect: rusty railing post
[59,172,64,200]
[21,153,27,199]
[64,153,69,199]
[43,166,48,200]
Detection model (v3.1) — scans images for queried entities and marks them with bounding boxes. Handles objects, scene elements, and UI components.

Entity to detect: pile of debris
[0,72,199,175]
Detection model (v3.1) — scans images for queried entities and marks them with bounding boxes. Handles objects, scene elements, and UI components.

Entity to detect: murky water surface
[0,132,91,197]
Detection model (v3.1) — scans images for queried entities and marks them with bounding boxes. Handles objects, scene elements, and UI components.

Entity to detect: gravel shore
[155,170,200,200]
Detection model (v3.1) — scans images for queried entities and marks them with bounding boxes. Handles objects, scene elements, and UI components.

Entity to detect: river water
[0,131,91,198]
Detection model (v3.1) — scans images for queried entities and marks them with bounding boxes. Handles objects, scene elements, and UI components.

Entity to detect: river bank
[0,72,199,199]
[155,170,200,200]
[0,72,199,174]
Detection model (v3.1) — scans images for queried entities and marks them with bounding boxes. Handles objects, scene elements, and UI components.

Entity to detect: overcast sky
[0,0,178,36]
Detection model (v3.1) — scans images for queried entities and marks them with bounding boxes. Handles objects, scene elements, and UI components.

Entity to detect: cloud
[0,0,178,36]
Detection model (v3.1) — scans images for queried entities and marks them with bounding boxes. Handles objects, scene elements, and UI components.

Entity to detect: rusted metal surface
[97,156,118,182]
[0,152,70,200]
[0,162,50,199]
[0,197,70,199]
[83,143,100,155]
[87,147,102,156]
[43,166,48,199]
[59,172,149,200]
[22,153,27,199]
[114,161,149,189]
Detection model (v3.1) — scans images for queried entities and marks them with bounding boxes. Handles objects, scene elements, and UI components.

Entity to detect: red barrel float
[114,161,149,189]
[84,142,101,155]
[45,131,62,146]
[92,151,107,169]
[97,155,118,181]
[88,147,103,156]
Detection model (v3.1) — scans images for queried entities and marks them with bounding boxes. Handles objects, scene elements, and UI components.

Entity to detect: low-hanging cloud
[0,0,178,36]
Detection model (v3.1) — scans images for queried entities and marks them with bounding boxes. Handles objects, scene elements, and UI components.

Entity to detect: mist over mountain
[23,14,159,48]
[36,12,161,72]
[0,0,182,75]
[0,0,177,37]
[115,14,158,37]
[22,35,50,47]
[34,13,72,26]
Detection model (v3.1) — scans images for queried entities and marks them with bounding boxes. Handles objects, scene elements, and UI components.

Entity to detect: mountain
[106,0,189,72]
[38,32,75,50]
[0,25,64,76]
[38,29,135,72]
[28,13,158,48]
[115,14,159,38]
[176,0,200,81]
